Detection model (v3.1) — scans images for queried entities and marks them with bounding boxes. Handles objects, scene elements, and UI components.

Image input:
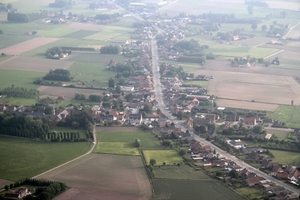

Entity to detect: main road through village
[151,37,300,195]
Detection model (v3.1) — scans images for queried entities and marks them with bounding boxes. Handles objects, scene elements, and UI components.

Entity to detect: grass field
[0,98,37,106]
[95,127,161,155]
[235,187,262,199]
[152,178,244,200]
[270,149,300,166]
[143,150,183,166]
[85,26,134,41]
[268,105,300,128]
[0,136,91,181]
[183,80,209,88]
[69,61,117,87]
[62,30,97,39]
[153,165,211,180]
[38,154,152,200]
[0,35,32,49]
[265,128,291,140]
[0,69,45,90]
[37,27,77,37]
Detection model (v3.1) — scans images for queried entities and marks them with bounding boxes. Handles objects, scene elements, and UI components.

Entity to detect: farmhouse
[227,139,246,149]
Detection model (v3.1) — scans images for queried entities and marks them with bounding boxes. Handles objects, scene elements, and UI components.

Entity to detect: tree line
[0,113,53,140]
[100,45,119,54]
[4,178,68,200]
[50,0,73,8]
[46,47,71,60]
[44,131,86,142]
[7,11,48,23]
[0,85,39,98]
[43,69,71,81]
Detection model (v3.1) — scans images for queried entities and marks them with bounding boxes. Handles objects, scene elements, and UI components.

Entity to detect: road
[32,126,97,178]
[151,37,300,195]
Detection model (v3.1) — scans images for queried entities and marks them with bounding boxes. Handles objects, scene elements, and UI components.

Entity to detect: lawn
[0,69,45,90]
[183,80,209,88]
[152,178,244,200]
[0,136,91,181]
[265,128,291,140]
[153,165,211,180]
[95,127,161,155]
[235,187,263,199]
[268,105,300,128]
[69,61,117,87]
[269,149,300,166]
[143,150,183,166]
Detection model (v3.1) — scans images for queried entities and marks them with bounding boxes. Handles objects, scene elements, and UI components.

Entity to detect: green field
[152,178,244,200]
[69,61,117,87]
[62,30,98,39]
[0,136,91,181]
[235,187,262,199]
[0,35,32,49]
[183,80,209,88]
[0,98,37,106]
[268,105,300,128]
[265,128,291,140]
[0,69,45,90]
[153,165,211,180]
[85,26,134,41]
[95,127,162,155]
[143,150,183,166]
[37,27,77,37]
[270,149,300,166]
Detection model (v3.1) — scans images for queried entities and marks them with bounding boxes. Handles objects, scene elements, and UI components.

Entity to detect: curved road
[151,38,300,195]
[32,126,97,178]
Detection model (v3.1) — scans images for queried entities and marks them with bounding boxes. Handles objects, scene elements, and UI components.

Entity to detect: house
[244,117,260,126]
[227,139,246,149]
[128,113,143,125]
[120,86,134,92]
[246,176,265,186]
[232,35,239,41]
[4,187,28,200]
[270,165,283,177]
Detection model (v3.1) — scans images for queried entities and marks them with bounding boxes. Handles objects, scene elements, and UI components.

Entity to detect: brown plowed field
[0,179,13,188]
[0,37,59,55]
[38,86,104,99]
[0,56,74,72]
[216,99,279,111]
[37,154,151,200]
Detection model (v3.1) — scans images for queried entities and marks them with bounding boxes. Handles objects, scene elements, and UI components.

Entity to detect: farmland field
[0,56,74,72]
[38,86,105,99]
[269,149,300,166]
[0,179,13,189]
[183,80,209,88]
[265,128,291,140]
[0,37,60,55]
[143,150,183,166]
[268,105,300,128]
[153,165,211,180]
[0,69,44,90]
[235,187,262,199]
[152,178,244,200]
[206,70,300,106]
[0,35,33,49]
[0,136,91,181]
[38,154,152,200]
[66,22,104,31]
[67,52,128,63]
[85,26,134,41]
[69,61,117,88]
[216,99,279,112]
[95,127,161,155]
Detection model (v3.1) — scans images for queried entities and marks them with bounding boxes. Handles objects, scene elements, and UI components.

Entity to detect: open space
[216,99,279,112]
[38,86,104,99]
[0,37,60,55]
[265,128,292,140]
[268,105,300,128]
[270,149,300,166]
[152,178,244,200]
[38,154,152,200]
[0,56,74,72]
[95,127,161,155]
[0,136,91,181]
[207,71,300,106]
[143,150,183,166]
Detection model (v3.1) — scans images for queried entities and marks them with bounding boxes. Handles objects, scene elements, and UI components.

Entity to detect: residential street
[151,37,300,195]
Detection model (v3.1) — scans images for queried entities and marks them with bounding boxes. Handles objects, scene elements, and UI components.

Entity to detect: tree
[261,24,267,31]
[143,104,152,113]
[253,125,263,133]
[150,158,156,166]
[251,23,257,31]
[229,169,238,179]
[135,138,141,147]
[177,111,183,120]
[4,185,9,191]
[247,6,253,15]
[108,78,115,88]
[179,149,186,156]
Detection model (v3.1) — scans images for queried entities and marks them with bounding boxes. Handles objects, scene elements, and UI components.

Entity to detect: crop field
[267,50,300,62]
[37,27,77,37]
[69,61,116,87]
[85,26,134,41]
[62,30,98,39]
[183,80,208,88]
[66,22,105,31]
[0,35,33,50]
[67,52,128,63]
[270,149,300,166]
[206,70,300,106]
[235,187,262,199]
[216,99,279,111]
[38,86,104,99]
[0,136,91,181]
[153,165,211,180]
[268,105,300,128]
[0,37,60,55]
[0,179,13,189]
[153,178,244,200]
[0,56,74,72]
[38,154,152,200]
[95,127,161,155]
[265,128,291,140]
[0,69,45,90]
[143,150,183,166]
